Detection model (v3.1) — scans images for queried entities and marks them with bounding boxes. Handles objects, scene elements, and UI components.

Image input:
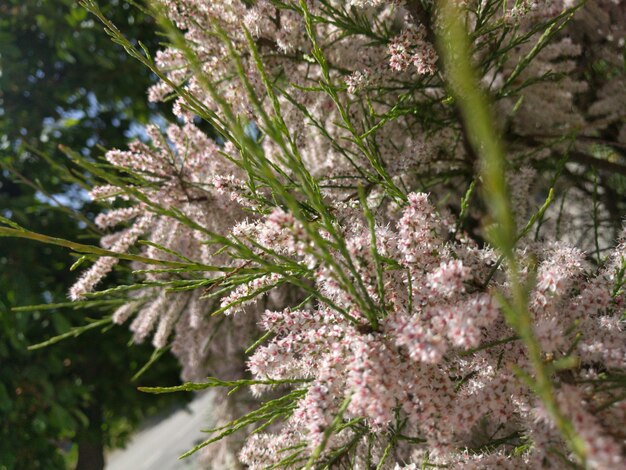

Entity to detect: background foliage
[0,1,183,468]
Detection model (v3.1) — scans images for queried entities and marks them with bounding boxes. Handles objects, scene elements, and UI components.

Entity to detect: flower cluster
[64,0,626,468]
[388,26,438,75]
[236,195,625,468]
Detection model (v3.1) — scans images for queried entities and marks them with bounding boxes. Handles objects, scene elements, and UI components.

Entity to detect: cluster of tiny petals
[346,334,400,428]
[94,207,142,230]
[231,193,625,467]
[384,292,498,362]
[152,292,189,348]
[533,243,585,307]
[105,133,169,178]
[386,310,446,362]
[238,429,303,469]
[427,259,469,298]
[129,290,169,343]
[243,196,507,453]
[112,299,142,325]
[397,192,440,267]
[220,272,282,316]
[388,26,438,75]
[292,360,342,447]
[212,174,261,209]
[258,307,316,336]
[232,208,312,261]
[67,102,255,367]
[89,184,126,202]
[69,213,155,300]
[345,69,371,94]
[349,0,388,7]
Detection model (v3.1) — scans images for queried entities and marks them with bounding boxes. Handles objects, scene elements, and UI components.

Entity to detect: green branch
[437,0,586,463]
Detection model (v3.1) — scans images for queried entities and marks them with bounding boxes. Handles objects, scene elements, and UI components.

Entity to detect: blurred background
[0,1,198,468]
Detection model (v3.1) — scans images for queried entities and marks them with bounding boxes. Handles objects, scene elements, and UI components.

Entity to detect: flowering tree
[4,0,626,468]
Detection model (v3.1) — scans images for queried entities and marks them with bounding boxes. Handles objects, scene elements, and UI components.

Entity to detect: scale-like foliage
[5,0,626,468]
